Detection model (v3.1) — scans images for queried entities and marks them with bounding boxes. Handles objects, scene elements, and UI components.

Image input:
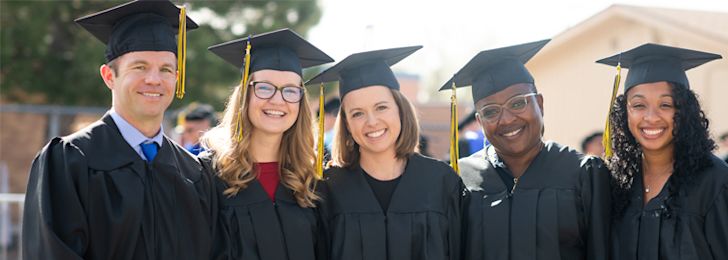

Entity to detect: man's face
[474,83,544,158]
[181,119,212,146]
[102,51,177,126]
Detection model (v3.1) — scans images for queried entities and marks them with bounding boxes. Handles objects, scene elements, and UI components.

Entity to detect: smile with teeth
[642,128,664,135]
[141,92,161,97]
[263,109,286,117]
[366,129,386,138]
[502,127,523,137]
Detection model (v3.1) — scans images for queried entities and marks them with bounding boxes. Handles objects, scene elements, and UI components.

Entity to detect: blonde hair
[331,88,420,168]
[202,76,319,208]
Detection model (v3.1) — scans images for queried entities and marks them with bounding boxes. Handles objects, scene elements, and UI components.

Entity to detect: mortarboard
[596,43,722,91]
[322,98,341,115]
[438,39,550,104]
[305,46,421,176]
[596,43,722,157]
[208,29,334,176]
[305,46,422,97]
[75,0,198,99]
[438,39,550,173]
[208,28,333,76]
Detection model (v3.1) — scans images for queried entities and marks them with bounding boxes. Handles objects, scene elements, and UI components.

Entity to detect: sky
[307,0,728,102]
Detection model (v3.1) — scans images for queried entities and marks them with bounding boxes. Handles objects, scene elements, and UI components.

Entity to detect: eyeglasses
[249,81,304,103]
[477,93,540,123]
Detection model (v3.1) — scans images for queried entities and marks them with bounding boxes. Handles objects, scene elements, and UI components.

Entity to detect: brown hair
[330,88,420,168]
[201,75,319,208]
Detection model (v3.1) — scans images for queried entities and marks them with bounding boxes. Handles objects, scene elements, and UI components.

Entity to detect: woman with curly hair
[597,43,728,260]
[201,29,333,259]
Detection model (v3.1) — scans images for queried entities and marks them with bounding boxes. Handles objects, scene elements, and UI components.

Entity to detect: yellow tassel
[449,81,460,174]
[603,63,621,158]
[316,83,325,177]
[234,37,252,142]
[175,5,187,99]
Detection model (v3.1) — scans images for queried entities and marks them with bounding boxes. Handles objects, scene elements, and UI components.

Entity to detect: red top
[255,162,280,202]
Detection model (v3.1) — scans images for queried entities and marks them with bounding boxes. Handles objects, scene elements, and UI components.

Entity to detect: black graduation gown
[460,141,611,260]
[611,155,728,260]
[22,114,218,260]
[200,156,322,260]
[317,153,467,260]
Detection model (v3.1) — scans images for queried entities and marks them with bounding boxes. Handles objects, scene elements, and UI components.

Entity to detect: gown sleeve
[448,178,468,260]
[581,157,611,260]
[22,138,88,260]
[198,153,230,260]
[314,178,332,260]
[704,183,728,259]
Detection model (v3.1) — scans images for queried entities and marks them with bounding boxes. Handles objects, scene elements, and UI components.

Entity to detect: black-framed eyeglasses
[476,93,540,123]
[249,81,304,103]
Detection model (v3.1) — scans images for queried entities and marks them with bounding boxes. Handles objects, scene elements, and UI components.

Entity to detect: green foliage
[0,0,322,111]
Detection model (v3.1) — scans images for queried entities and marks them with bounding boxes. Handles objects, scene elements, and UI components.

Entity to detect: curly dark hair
[608,82,716,217]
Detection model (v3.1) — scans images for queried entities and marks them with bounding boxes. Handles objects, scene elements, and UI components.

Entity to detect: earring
[346,138,354,150]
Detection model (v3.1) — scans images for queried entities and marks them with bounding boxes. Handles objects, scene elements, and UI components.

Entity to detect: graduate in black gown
[22,1,219,259]
[307,46,467,260]
[440,40,611,260]
[201,29,334,260]
[598,43,728,260]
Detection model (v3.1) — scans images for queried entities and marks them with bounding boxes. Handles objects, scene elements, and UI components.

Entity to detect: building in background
[528,4,728,149]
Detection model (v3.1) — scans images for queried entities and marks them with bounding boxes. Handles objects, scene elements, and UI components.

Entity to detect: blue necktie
[140,141,159,162]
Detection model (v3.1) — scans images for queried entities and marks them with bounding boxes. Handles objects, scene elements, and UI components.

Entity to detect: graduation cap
[321,98,341,115]
[305,46,423,97]
[596,43,722,91]
[175,102,218,134]
[305,46,422,176]
[207,29,333,174]
[437,39,550,173]
[596,43,722,158]
[75,0,198,99]
[458,110,477,130]
[438,39,550,103]
[208,28,334,76]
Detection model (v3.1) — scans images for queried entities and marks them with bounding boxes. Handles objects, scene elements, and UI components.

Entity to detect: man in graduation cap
[177,103,218,155]
[441,40,611,260]
[22,1,218,259]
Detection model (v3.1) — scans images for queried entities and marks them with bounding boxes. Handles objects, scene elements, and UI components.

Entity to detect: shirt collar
[109,108,164,147]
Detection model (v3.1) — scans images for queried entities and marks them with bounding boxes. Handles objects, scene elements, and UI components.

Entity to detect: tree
[0,0,323,111]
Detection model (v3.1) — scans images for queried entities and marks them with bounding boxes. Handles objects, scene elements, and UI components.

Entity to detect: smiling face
[626,81,676,154]
[246,69,303,138]
[474,83,544,158]
[101,51,177,126]
[342,85,402,158]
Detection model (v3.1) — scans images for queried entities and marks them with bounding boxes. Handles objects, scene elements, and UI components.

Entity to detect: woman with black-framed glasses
[201,29,333,260]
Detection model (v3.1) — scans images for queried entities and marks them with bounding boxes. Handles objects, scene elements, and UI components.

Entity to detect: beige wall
[528,15,728,151]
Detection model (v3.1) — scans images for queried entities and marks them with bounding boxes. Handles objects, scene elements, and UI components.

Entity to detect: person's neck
[498,141,544,178]
[115,109,162,138]
[359,149,405,181]
[250,130,282,162]
[642,146,674,177]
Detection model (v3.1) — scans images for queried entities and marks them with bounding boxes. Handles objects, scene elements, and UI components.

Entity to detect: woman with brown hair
[201,29,333,260]
[307,46,467,260]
